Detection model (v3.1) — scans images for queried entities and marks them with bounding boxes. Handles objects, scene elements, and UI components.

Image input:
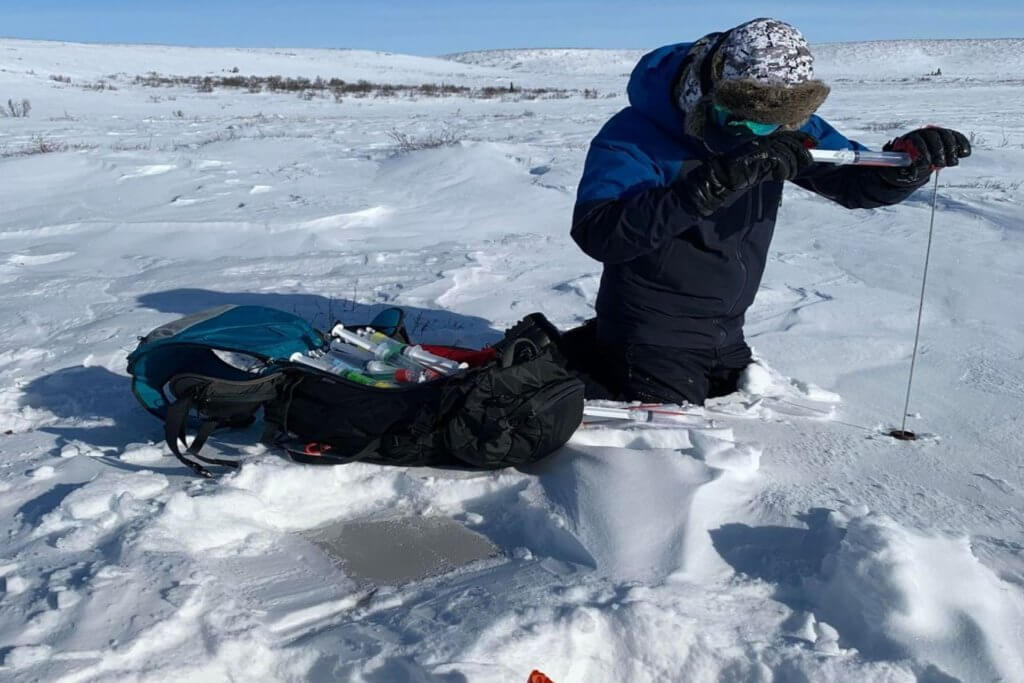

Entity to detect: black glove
[682,131,817,217]
[881,127,971,185]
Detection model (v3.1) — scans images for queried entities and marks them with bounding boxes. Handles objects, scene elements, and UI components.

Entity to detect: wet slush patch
[308,516,500,584]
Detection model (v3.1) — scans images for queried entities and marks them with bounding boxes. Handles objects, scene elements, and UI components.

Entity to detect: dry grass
[0,136,96,158]
[1,98,32,118]
[387,128,462,153]
[132,72,586,100]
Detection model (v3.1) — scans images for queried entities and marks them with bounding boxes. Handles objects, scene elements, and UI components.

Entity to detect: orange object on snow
[528,671,555,683]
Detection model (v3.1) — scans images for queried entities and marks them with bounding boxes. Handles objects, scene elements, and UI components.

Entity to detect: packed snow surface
[2,37,1024,682]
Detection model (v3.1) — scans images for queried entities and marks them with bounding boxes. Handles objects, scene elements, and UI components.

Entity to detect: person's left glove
[680,131,817,217]
[881,126,971,185]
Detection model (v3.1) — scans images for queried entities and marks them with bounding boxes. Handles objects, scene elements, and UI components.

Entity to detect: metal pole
[897,171,941,437]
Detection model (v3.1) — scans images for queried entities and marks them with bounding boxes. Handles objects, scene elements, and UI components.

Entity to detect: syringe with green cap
[331,324,435,374]
[334,324,466,375]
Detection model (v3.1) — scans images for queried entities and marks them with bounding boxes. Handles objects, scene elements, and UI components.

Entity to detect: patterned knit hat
[676,18,830,136]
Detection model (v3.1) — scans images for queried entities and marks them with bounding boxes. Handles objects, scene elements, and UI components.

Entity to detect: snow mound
[808,513,1024,682]
[540,426,762,582]
[31,471,169,551]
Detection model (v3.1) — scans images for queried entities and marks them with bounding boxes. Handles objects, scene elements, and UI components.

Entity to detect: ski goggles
[712,104,781,136]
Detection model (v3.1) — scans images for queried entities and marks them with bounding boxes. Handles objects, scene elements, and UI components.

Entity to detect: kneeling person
[569,18,969,404]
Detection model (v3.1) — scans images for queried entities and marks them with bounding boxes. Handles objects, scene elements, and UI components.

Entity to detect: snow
[813,39,1024,81]
[2,36,1024,682]
[807,512,1024,682]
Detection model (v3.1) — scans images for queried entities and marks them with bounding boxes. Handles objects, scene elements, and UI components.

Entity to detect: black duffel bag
[129,307,584,476]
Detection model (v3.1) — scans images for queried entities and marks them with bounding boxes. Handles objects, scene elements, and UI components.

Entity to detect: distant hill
[446,39,1024,81]
[2,38,1020,86]
[443,48,643,76]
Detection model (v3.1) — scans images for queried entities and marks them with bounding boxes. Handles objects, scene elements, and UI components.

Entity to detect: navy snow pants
[559,319,751,406]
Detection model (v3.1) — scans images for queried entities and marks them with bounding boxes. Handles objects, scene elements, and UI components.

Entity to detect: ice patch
[309,516,499,584]
[249,184,272,194]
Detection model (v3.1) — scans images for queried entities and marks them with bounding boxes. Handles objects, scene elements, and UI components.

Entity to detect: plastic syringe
[288,351,397,387]
[360,330,467,375]
[809,149,912,167]
[330,323,465,376]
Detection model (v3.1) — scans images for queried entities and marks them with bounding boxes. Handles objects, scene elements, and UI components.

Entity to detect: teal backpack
[127,305,326,476]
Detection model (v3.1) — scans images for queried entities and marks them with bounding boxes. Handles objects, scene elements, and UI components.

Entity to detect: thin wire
[767,398,878,434]
[901,171,941,433]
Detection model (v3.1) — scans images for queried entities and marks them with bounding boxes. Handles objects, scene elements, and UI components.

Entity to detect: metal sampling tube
[582,405,707,426]
[809,149,912,167]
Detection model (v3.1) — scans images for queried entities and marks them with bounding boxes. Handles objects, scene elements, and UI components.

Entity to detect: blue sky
[1,1,1022,54]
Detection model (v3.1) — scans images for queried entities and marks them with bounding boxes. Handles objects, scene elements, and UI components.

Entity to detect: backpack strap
[163,373,284,477]
[164,388,242,478]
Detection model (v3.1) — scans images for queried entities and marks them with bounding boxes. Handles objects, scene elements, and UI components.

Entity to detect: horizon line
[2,34,1023,58]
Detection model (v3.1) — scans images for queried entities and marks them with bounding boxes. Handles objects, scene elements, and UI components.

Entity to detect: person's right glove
[880,126,971,185]
[681,131,817,217]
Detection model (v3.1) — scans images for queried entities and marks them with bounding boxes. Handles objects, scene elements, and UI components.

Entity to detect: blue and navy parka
[572,43,924,349]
